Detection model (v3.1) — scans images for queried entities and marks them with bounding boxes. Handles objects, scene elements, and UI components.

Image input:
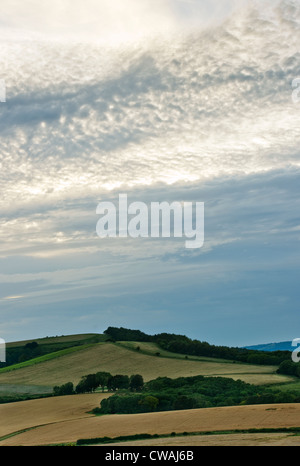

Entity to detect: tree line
[0,338,89,368]
[0,341,42,368]
[53,372,144,396]
[93,374,300,416]
[277,360,300,378]
[104,326,292,366]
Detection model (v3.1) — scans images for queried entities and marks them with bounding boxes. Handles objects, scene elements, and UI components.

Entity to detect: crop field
[0,393,110,441]
[0,334,298,447]
[100,432,300,447]
[0,342,292,394]
[0,401,299,446]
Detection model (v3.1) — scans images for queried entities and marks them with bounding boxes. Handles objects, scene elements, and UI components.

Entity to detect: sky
[0,0,299,346]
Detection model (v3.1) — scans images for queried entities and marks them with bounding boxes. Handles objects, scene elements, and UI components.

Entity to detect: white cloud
[1,0,300,212]
[0,0,300,343]
[0,0,177,43]
[0,0,272,44]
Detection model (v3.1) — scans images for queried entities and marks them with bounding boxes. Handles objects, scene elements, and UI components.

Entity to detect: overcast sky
[0,0,299,346]
[0,0,247,42]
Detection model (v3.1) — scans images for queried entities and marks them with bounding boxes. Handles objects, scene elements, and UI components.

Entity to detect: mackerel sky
[0,0,299,346]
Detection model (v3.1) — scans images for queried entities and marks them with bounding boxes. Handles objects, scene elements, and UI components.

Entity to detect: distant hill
[244,342,293,352]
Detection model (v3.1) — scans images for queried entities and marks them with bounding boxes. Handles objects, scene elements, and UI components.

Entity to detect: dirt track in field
[0,401,299,446]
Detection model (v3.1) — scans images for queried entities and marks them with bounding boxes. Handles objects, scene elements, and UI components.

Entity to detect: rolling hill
[0,330,299,447]
[0,337,295,397]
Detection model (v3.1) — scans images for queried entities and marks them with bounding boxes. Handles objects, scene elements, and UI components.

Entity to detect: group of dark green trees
[277,360,300,378]
[0,341,41,368]
[53,372,144,396]
[103,327,293,367]
[93,374,300,416]
[104,326,300,374]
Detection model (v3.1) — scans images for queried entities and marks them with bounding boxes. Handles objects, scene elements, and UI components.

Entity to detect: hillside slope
[0,342,291,393]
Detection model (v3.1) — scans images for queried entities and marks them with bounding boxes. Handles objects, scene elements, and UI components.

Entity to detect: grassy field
[0,401,299,446]
[0,341,292,395]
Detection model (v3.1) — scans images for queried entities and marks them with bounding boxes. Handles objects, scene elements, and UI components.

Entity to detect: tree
[53,385,60,396]
[85,373,99,391]
[104,327,151,342]
[129,374,144,391]
[25,341,39,350]
[75,379,86,394]
[75,374,98,393]
[53,382,74,396]
[107,374,130,391]
[139,395,159,412]
[173,395,196,410]
[277,360,299,376]
[95,372,111,391]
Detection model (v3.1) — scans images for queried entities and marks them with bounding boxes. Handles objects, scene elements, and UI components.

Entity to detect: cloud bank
[0,0,299,345]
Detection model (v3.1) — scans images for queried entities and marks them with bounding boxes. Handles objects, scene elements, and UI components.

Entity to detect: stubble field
[0,397,299,446]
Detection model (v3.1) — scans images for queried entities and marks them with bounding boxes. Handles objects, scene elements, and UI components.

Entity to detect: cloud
[0,0,251,44]
[0,167,299,309]
[0,0,177,43]
[1,1,300,213]
[0,0,300,344]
